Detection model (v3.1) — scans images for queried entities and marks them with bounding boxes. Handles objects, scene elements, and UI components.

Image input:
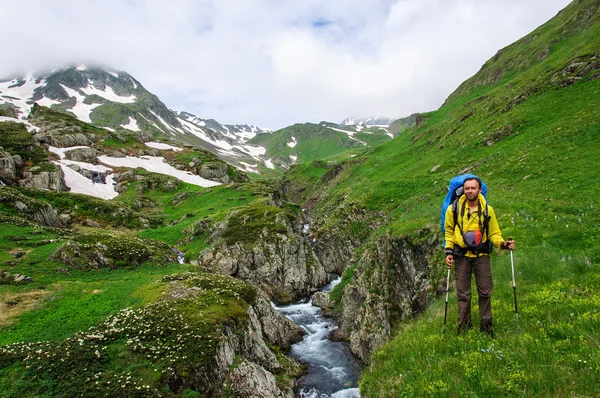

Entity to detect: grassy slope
[0,180,274,395]
[283,0,600,396]
[249,123,387,166]
[0,184,258,345]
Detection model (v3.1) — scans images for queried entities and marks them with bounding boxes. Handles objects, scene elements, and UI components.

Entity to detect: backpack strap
[453,200,492,257]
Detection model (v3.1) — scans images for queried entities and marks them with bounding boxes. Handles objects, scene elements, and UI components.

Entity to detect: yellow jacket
[444,193,505,257]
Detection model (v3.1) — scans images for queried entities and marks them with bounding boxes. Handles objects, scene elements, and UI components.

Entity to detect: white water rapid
[275,276,362,398]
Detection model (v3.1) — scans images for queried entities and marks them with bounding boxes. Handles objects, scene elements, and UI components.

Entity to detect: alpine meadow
[1,0,599,397]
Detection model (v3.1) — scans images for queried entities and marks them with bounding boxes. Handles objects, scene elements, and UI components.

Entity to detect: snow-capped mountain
[0,65,272,173]
[340,116,396,127]
[176,111,271,173]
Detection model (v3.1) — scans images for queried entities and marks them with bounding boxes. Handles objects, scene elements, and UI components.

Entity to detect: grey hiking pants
[455,254,493,331]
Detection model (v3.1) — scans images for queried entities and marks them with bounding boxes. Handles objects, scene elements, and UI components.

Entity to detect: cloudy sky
[2,0,571,129]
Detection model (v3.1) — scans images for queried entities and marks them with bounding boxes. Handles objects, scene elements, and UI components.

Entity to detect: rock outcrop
[0,151,18,183]
[312,228,354,274]
[18,166,69,191]
[0,187,66,228]
[162,276,304,397]
[339,230,442,363]
[64,147,98,163]
[197,200,331,304]
[199,162,230,183]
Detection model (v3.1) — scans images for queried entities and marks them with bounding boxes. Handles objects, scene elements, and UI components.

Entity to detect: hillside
[0,0,599,396]
[281,0,600,395]
[248,122,392,172]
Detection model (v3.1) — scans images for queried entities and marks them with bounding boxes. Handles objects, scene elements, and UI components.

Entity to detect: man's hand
[445,254,454,268]
[502,239,515,251]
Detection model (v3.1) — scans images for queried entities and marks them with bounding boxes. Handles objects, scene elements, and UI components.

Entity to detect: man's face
[463,179,481,202]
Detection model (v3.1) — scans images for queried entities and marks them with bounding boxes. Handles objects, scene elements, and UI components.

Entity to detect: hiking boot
[480,320,495,338]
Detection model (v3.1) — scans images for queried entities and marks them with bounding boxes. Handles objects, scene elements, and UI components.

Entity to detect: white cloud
[0,0,572,129]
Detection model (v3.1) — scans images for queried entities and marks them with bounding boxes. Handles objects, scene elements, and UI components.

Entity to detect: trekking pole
[509,239,520,335]
[443,267,451,335]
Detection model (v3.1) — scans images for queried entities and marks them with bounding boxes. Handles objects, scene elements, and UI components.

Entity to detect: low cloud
[1,0,571,129]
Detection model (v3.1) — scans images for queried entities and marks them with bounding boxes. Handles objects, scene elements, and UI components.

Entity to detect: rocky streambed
[275,276,363,398]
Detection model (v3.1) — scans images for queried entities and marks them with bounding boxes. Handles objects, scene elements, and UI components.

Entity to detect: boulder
[19,167,69,191]
[64,147,98,163]
[228,361,293,398]
[49,133,91,147]
[0,272,33,285]
[200,162,230,184]
[85,219,101,228]
[312,291,332,310]
[0,151,18,182]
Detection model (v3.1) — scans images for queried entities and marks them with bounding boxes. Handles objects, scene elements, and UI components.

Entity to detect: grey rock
[200,162,230,184]
[339,231,440,363]
[12,154,23,168]
[15,201,28,212]
[64,147,98,162]
[59,214,72,225]
[1,273,33,284]
[85,219,101,228]
[50,133,92,147]
[312,291,332,310]
[199,229,329,304]
[0,152,18,182]
[19,167,69,191]
[229,361,294,398]
[113,170,135,182]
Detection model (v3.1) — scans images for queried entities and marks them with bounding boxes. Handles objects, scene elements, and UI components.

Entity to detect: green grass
[249,122,389,169]
[359,248,599,397]
[0,271,259,397]
[133,182,264,258]
[1,235,191,345]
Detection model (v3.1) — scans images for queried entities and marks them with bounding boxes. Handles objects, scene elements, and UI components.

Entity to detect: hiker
[444,176,515,336]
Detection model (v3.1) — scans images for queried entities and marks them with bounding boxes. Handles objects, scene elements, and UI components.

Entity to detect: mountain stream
[275,276,362,398]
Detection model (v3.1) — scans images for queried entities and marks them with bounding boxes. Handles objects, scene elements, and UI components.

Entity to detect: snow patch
[287,136,297,148]
[81,84,136,104]
[138,112,167,134]
[121,116,140,131]
[264,159,275,169]
[240,145,266,157]
[98,155,220,188]
[327,126,367,146]
[148,109,177,135]
[49,145,118,200]
[328,126,356,137]
[239,162,259,173]
[59,84,101,123]
[56,163,119,200]
[36,96,61,108]
[0,76,46,118]
[145,142,183,152]
[0,116,40,132]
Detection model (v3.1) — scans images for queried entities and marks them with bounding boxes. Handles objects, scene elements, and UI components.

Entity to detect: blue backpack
[440,174,488,246]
